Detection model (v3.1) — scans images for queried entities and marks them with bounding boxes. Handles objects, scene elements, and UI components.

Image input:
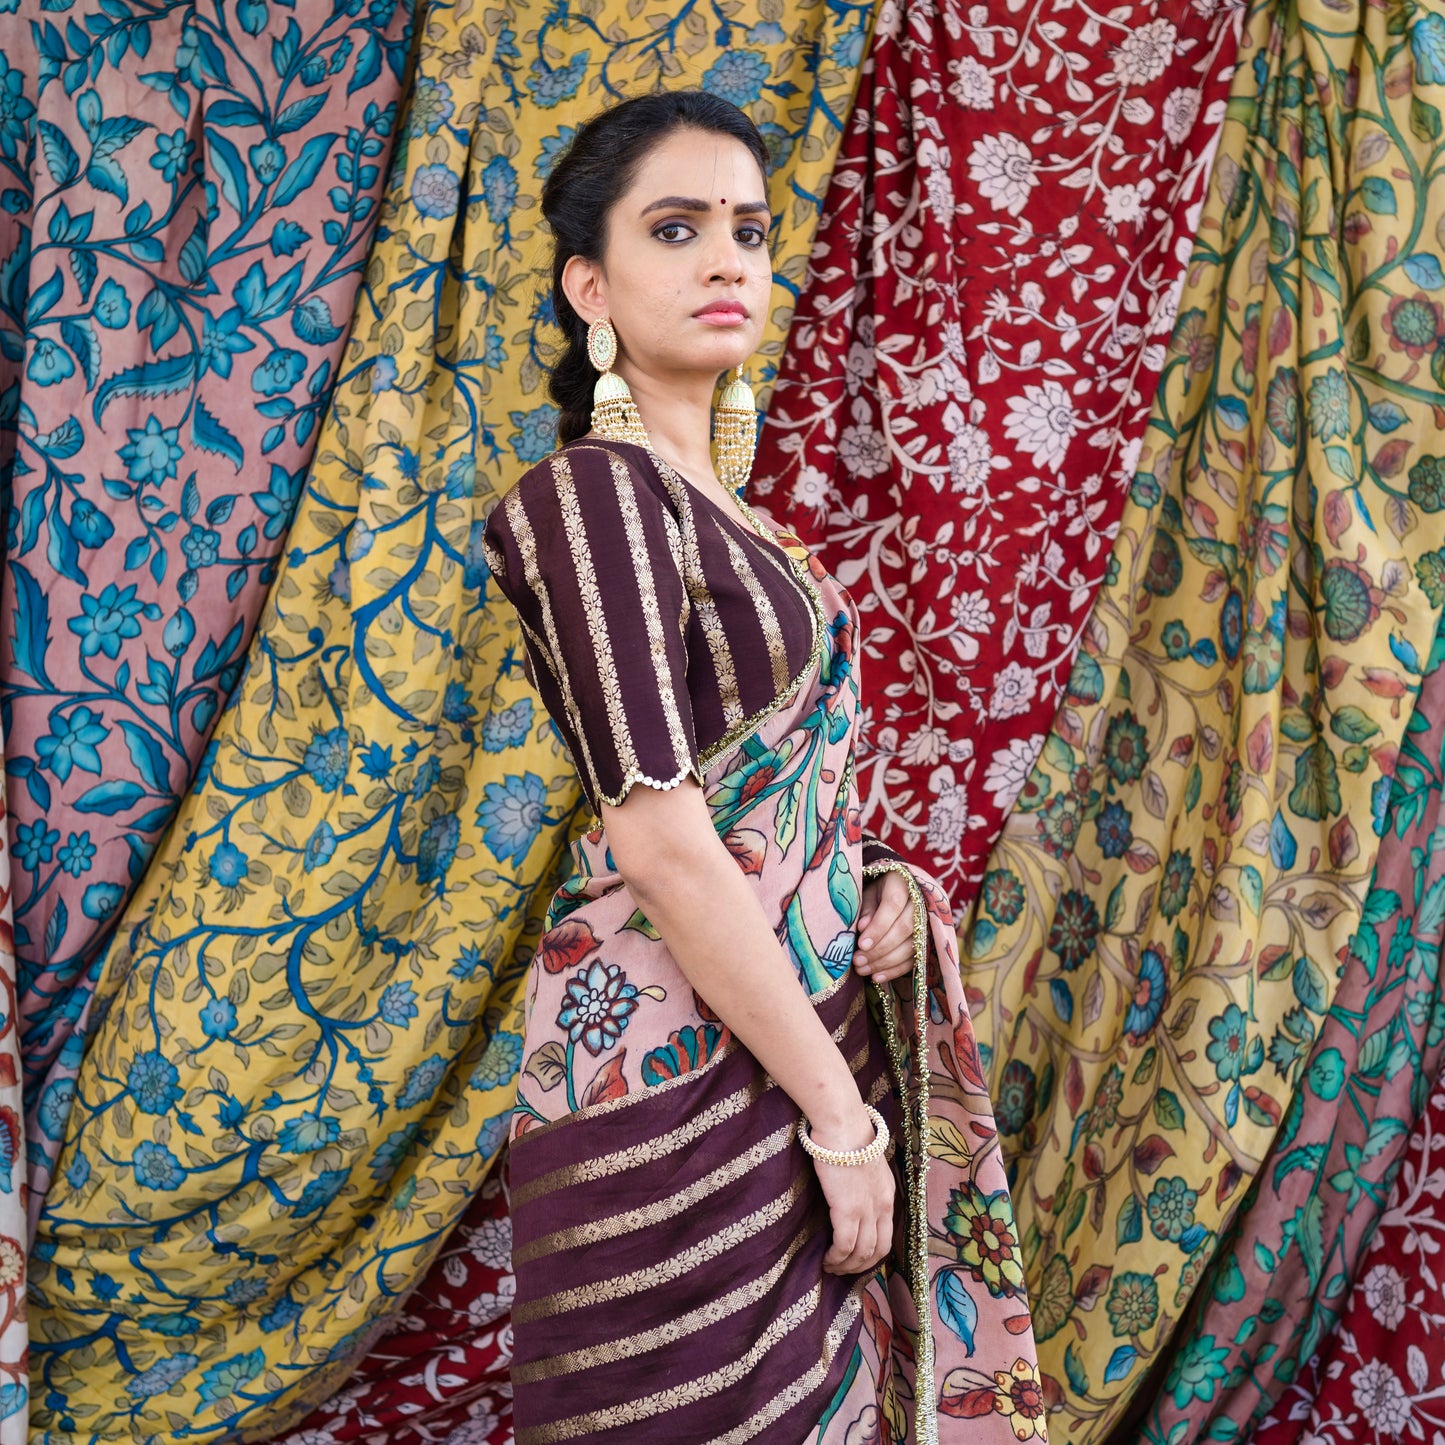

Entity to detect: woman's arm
[602,776,893,1274]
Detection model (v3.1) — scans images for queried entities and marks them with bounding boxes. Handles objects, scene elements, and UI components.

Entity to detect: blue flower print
[370,354,398,392]
[559,960,640,1055]
[200,997,236,1039]
[747,20,786,42]
[128,1051,183,1115]
[248,140,285,185]
[1125,945,1170,1042]
[509,403,559,463]
[58,832,96,878]
[397,1053,449,1108]
[36,706,107,782]
[450,944,490,982]
[441,682,475,725]
[223,1277,268,1306]
[152,128,195,181]
[369,1123,421,1181]
[379,981,418,1027]
[481,154,517,224]
[482,697,533,753]
[277,1116,340,1154]
[303,726,349,790]
[1095,801,1133,859]
[26,339,74,386]
[327,556,352,604]
[36,1078,74,1141]
[133,1141,186,1191]
[535,128,575,179]
[143,1313,200,1338]
[444,455,475,500]
[91,1273,122,1303]
[127,1353,200,1400]
[830,26,866,66]
[346,519,375,562]
[164,608,196,657]
[757,122,794,174]
[209,842,250,888]
[181,525,222,569]
[14,820,60,872]
[81,882,124,922]
[411,162,460,218]
[0,53,35,157]
[197,1348,263,1402]
[464,519,490,591]
[360,741,394,780]
[198,308,253,378]
[470,1031,523,1089]
[702,50,769,107]
[408,75,454,136]
[270,218,309,256]
[526,52,588,108]
[483,324,506,367]
[303,820,337,873]
[1206,1003,1250,1082]
[65,1152,90,1190]
[476,1113,509,1156]
[252,347,306,396]
[1413,12,1445,85]
[70,498,115,549]
[411,756,441,799]
[260,1294,303,1333]
[476,772,547,864]
[417,813,460,884]
[120,415,184,485]
[294,1167,349,1216]
[93,279,131,329]
[69,582,148,659]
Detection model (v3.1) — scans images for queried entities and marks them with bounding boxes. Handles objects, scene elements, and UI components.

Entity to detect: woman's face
[563,127,773,386]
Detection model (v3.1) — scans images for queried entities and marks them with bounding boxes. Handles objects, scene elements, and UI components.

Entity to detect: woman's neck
[617,363,719,486]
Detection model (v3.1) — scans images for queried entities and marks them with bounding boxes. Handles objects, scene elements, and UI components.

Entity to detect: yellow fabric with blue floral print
[25,0,877,1436]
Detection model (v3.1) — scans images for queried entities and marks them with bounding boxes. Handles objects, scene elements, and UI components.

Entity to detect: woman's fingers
[856,900,915,977]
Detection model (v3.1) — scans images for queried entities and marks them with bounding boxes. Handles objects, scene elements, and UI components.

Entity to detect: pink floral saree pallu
[505,541,1043,1444]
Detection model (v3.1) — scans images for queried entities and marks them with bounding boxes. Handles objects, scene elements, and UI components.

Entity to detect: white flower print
[838,424,890,478]
[1361,1262,1407,1329]
[983,735,1044,812]
[791,464,832,512]
[968,133,1038,218]
[951,591,996,633]
[989,659,1037,720]
[1003,381,1079,469]
[465,1276,516,1328]
[949,424,996,496]
[464,1214,512,1270]
[900,726,949,767]
[948,55,995,109]
[1110,18,1178,86]
[1352,1360,1412,1436]
[442,1407,501,1445]
[1162,85,1202,145]
[925,782,969,853]
[1103,182,1149,226]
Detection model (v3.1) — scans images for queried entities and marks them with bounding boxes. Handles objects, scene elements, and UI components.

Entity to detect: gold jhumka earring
[587,317,757,498]
[587,317,648,448]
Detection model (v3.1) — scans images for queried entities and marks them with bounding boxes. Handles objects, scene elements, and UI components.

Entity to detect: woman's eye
[654,222,694,242]
[737,225,767,247]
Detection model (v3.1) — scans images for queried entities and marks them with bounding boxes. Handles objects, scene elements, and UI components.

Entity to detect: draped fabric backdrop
[955,0,1445,1432]
[0,0,414,1218]
[751,0,1243,899]
[24,0,878,1437]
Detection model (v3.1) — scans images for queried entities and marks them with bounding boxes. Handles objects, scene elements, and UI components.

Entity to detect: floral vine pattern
[954,0,1445,1433]
[24,0,877,1435]
[1253,1062,1445,1445]
[751,0,1243,898]
[1129,612,1445,1441]
[0,0,412,1209]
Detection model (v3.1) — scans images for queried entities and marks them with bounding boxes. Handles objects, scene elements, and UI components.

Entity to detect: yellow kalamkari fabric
[959,0,1445,1437]
[26,0,876,1436]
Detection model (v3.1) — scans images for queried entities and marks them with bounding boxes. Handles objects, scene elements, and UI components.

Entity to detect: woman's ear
[561,253,607,327]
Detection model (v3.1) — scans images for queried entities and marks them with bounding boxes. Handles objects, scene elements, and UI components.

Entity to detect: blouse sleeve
[481,444,703,812]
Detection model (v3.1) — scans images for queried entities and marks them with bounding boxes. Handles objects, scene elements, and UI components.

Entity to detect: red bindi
[719,197,726,205]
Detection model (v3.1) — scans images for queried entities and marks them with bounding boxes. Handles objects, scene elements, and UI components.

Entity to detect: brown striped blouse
[480,437,824,822]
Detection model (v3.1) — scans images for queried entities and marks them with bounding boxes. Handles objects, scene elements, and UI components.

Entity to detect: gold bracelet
[796,1104,890,1168]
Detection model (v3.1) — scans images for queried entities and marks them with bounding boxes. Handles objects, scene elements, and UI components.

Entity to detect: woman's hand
[808,1116,896,1276]
[854,870,916,983]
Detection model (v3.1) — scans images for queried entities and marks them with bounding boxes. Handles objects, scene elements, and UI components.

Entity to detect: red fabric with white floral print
[752,0,1244,895]
[271,1170,514,1445]
[1252,1064,1445,1445]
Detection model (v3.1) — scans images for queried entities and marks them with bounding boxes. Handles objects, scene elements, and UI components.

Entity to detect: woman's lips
[693,302,748,326]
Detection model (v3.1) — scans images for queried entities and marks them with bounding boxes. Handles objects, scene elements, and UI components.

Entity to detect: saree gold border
[504,479,606,793]
[513,1213,822,1384]
[509,1074,771,1210]
[514,1120,799,1267]
[514,1174,812,1324]
[863,860,938,1445]
[517,964,862,1143]
[710,1290,866,1445]
[514,1279,857,1443]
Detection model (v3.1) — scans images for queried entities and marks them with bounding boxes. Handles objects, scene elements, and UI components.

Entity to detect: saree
[480,441,1043,1442]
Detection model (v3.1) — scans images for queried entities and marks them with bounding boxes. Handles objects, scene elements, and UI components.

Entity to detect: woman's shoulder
[489,437,665,527]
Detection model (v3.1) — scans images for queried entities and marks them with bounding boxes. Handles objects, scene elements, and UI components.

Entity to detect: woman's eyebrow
[639,195,772,217]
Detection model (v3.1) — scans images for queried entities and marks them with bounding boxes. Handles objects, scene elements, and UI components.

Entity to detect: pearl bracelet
[796,1104,890,1168]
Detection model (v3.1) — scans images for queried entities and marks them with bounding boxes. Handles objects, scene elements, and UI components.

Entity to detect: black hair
[539,89,770,446]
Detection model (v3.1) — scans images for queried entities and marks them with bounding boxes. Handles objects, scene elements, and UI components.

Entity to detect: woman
[478,90,1044,1443]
